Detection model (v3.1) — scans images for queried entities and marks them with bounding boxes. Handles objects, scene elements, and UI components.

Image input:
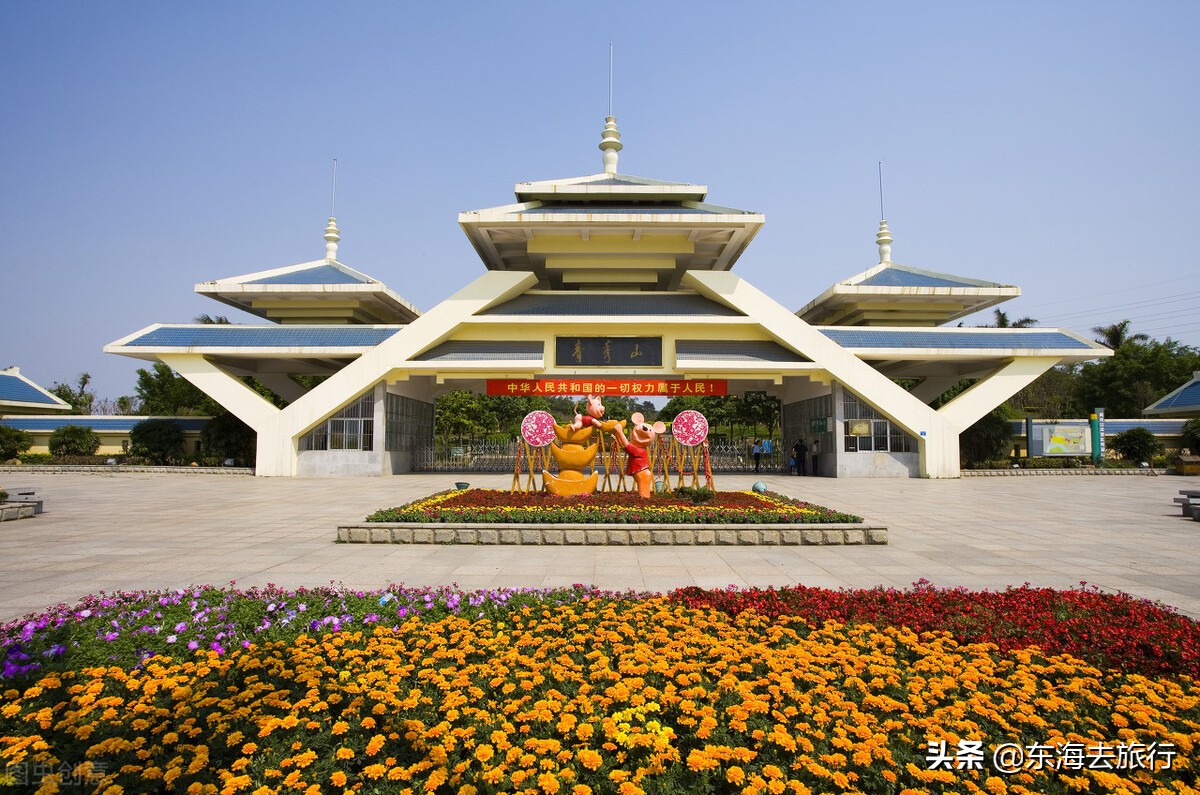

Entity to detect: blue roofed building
[1143,372,1200,419]
[105,116,1112,478]
[0,367,71,415]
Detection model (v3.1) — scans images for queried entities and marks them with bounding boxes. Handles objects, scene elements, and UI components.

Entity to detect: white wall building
[106,118,1110,477]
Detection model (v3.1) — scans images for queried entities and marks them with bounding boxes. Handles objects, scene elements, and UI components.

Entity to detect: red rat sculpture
[569,394,606,431]
[612,412,666,498]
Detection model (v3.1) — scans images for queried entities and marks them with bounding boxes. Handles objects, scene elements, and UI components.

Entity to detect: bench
[5,488,43,515]
[1173,495,1200,519]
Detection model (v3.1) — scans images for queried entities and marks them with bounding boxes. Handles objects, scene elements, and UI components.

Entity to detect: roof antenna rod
[330,157,338,217]
[878,160,885,221]
[608,42,614,117]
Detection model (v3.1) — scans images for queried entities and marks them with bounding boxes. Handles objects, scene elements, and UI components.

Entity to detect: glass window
[300,393,375,451]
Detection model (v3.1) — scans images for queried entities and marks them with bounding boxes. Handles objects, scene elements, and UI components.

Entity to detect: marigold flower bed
[366,489,861,524]
[1,584,1198,794]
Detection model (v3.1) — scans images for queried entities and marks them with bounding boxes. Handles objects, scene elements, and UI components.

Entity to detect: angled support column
[909,376,962,405]
[255,270,538,477]
[159,354,280,432]
[253,373,311,404]
[937,357,1058,432]
[685,271,961,477]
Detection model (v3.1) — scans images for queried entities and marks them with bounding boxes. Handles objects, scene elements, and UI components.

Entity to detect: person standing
[792,438,808,475]
[810,438,820,476]
[752,439,762,473]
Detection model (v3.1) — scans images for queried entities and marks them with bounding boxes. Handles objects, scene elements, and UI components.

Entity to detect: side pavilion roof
[1143,371,1200,417]
[0,367,71,415]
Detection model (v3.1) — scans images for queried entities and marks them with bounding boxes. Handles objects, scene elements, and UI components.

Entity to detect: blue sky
[3,2,1198,401]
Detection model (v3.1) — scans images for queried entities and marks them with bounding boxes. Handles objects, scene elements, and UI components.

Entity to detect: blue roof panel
[858,269,981,288]
[123,326,402,348]
[0,417,210,432]
[246,264,368,285]
[1152,380,1200,410]
[820,329,1092,350]
[0,373,62,405]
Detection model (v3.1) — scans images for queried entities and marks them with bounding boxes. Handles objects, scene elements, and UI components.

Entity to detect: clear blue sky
[4,2,1198,402]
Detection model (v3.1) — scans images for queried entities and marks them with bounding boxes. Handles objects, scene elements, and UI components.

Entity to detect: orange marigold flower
[572,787,592,795]
[686,749,719,772]
[363,764,387,780]
[475,744,495,763]
[578,749,603,771]
[727,766,746,785]
[330,771,347,787]
[537,773,560,794]
[366,735,386,756]
[335,747,355,760]
[332,721,350,736]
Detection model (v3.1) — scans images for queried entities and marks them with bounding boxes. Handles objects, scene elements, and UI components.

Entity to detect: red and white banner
[486,379,728,397]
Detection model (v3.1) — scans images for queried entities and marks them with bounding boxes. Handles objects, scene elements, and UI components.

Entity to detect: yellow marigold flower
[332,720,350,736]
[366,734,386,756]
[363,764,387,780]
[617,783,644,795]
[727,767,746,785]
[336,747,354,760]
[537,773,561,794]
[241,742,258,755]
[330,771,347,787]
[458,787,477,795]
[984,776,1007,794]
[475,744,495,763]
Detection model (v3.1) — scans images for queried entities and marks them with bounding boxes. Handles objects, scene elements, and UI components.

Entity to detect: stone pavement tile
[2,472,1200,620]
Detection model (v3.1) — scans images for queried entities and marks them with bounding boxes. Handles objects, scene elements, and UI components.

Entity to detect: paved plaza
[0,471,1198,622]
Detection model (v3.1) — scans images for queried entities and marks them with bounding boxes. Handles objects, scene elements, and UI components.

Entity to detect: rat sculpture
[611,412,666,499]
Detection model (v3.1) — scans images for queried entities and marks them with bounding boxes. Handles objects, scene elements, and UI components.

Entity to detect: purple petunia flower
[187,640,199,650]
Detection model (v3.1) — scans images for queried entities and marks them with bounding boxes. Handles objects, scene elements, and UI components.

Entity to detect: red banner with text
[486,379,728,397]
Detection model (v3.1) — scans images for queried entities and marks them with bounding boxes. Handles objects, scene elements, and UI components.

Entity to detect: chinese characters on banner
[487,379,728,397]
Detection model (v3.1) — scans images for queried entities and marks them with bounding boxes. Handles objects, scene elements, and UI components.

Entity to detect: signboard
[487,379,727,397]
[1042,426,1091,456]
[810,417,828,433]
[848,420,872,437]
[554,337,663,368]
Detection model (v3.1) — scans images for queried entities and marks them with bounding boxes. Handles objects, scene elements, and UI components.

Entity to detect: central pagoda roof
[459,117,764,291]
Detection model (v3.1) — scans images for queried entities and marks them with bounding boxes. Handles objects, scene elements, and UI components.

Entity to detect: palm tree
[1091,320,1148,349]
[991,309,1038,328]
[194,313,231,324]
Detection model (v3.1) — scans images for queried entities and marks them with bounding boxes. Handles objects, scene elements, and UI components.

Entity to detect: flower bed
[1,583,1199,793]
[366,489,861,524]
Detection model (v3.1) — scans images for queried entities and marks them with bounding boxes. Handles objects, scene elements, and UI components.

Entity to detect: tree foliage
[1109,427,1162,463]
[135,363,221,416]
[130,419,186,464]
[49,373,95,415]
[48,424,101,456]
[1074,338,1200,418]
[1181,419,1200,455]
[0,426,34,460]
[1092,319,1149,349]
[201,412,256,464]
[960,405,1017,465]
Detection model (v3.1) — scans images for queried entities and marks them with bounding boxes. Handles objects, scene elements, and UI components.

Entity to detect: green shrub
[0,490,7,503]
[960,407,1016,466]
[1182,418,1200,454]
[129,419,185,464]
[48,424,101,456]
[1022,456,1088,469]
[0,426,34,460]
[1109,427,1162,463]
[200,412,255,465]
[16,453,54,465]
